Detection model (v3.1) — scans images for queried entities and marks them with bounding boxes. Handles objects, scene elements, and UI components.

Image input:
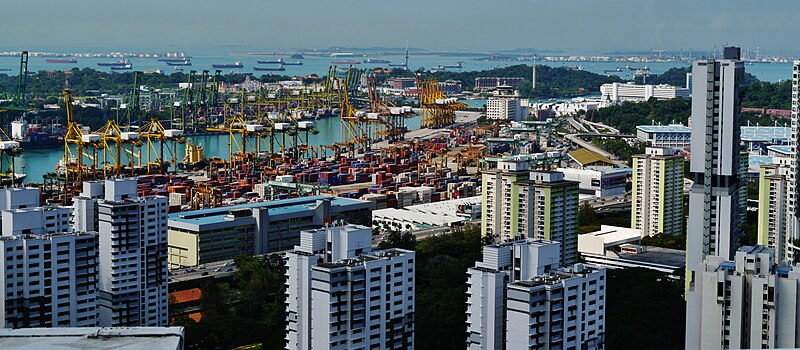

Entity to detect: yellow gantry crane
[137,117,186,174]
[417,78,467,128]
[94,119,143,177]
[62,89,102,201]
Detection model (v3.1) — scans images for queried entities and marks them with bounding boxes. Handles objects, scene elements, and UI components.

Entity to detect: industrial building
[600,82,690,103]
[372,196,481,232]
[686,48,746,292]
[631,147,684,237]
[482,158,579,265]
[0,188,98,328]
[167,195,372,268]
[285,224,414,350]
[686,246,800,349]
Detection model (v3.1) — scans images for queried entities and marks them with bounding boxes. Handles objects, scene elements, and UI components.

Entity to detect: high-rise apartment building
[686,245,800,349]
[506,264,606,350]
[466,239,561,350]
[285,224,415,350]
[482,158,579,264]
[0,188,98,328]
[631,147,684,237]
[757,163,792,262]
[74,179,169,327]
[788,60,800,261]
[686,47,745,286]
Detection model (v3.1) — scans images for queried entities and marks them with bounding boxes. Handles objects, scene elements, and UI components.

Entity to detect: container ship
[363,58,391,64]
[212,61,243,68]
[253,65,285,71]
[10,119,63,150]
[97,59,130,67]
[46,58,77,64]
[283,61,303,65]
[257,59,283,64]
[111,64,133,70]
[166,59,192,66]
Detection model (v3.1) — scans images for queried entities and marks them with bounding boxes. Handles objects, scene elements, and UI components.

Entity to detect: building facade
[635,124,692,150]
[482,160,579,264]
[686,246,800,349]
[686,47,745,290]
[466,239,561,350]
[474,77,525,92]
[631,147,684,237]
[506,264,606,350]
[600,82,689,103]
[0,188,98,329]
[75,179,170,327]
[789,60,800,262]
[758,164,791,262]
[486,86,528,121]
[167,196,372,268]
[285,224,415,350]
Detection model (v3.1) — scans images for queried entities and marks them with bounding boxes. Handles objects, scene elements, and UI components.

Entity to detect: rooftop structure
[567,148,615,168]
[0,327,185,350]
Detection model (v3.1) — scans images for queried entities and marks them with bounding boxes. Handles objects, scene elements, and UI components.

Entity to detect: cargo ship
[331,61,360,65]
[212,61,243,68]
[97,59,130,67]
[158,57,192,62]
[283,61,303,65]
[166,59,192,66]
[253,65,285,71]
[436,62,463,69]
[111,64,133,70]
[363,58,391,64]
[46,57,77,64]
[10,119,64,150]
[257,59,283,64]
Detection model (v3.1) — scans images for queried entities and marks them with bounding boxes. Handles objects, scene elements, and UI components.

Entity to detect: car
[225,267,234,272]
[215,268,222,272]
[201,272,209,276]
[186,269,197,273]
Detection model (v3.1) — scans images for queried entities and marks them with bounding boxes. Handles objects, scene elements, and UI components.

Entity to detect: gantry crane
[62,89,103,202]
[94,119,143,176]
[417,77,467,128]
[137,117,186,174]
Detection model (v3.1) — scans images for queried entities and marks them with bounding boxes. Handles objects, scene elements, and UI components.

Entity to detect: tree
[579,202,597,227]
[378,230,417,250]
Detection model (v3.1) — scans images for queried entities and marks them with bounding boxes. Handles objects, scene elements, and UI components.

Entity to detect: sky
[4,0,800,55]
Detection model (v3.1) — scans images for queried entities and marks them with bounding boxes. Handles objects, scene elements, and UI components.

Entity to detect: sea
[0,46,795,182]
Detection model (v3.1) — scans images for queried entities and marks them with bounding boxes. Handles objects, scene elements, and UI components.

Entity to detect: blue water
[1,46,795,183]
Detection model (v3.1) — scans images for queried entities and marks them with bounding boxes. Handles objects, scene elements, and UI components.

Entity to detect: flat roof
[0,327,184,350]
[568,148,614,166]
[741,126,791,142]
[169,195,370,226]
[636,125,690,133]
[748,155,775,172]
[768,145,792,154]
[373,207,465,227]
[619,246,686,269]
[582,225,641,246]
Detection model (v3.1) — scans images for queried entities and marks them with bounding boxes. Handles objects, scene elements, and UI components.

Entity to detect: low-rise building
[474,77,524,92]
[167,195,372,268]
[0,327,185,350]
[557,167,627,198]
[600,82,689,103]
[636,124,692,150]
[486,86,528,122]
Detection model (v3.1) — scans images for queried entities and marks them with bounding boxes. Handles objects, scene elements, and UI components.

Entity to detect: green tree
[578,202,597,227]
[378,230,417,250]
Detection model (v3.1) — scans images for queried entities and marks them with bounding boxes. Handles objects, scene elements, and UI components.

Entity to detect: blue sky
[4,0,800,54]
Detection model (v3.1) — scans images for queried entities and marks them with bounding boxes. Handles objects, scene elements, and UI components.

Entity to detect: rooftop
[767,145,792,154]
[0,327,184,350]
[568,148,614,166]
[168,195,369,226]
[741,126,791,142]
[636,124,691,133]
